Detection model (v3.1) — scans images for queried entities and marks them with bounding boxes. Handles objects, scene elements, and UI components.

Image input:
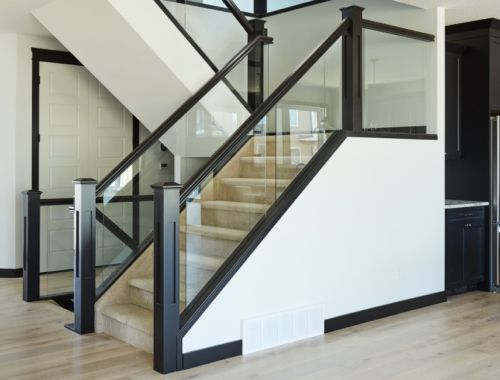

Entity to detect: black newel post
[341,5,364,132]
[152,182,181,374]
[22,189,42,302]
[248,19,268,112]
[66,178,97,335]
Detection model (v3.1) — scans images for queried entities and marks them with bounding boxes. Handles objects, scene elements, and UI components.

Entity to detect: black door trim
[32,48,140,190]
[32,49,83,190]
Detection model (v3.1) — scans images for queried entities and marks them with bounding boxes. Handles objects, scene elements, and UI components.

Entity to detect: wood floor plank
[3,278,500,379]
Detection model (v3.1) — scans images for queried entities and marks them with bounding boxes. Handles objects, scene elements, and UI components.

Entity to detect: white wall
[183,1,445,353]
[184,136,445,352]
[0,34,19,269]
[0,34,66,269]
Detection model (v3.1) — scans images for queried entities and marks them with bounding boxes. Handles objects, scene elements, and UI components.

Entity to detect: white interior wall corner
[14,35,67,268]
[0,34,18,269]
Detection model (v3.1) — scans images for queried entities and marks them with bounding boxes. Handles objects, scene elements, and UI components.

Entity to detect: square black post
[341,5,364,132]
[66,178,97,335]
[22,189,42,302]
[248,19,268,112]
[151,182,182,374]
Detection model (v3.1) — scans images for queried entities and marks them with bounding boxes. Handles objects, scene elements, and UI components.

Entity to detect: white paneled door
[39,62,133,275]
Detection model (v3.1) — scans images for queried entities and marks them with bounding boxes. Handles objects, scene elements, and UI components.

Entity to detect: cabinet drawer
[447,208,484,222]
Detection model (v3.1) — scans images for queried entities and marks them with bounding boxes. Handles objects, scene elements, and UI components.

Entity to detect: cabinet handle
[465,223,472,227]
[461,213,473,217]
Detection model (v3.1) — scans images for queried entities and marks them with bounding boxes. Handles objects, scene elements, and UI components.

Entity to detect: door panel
[39,63,134,274]
[39,62,90,199]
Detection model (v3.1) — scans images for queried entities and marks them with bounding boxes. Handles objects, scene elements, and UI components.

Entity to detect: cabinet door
[491,38,500,111]
[445,51,461,160]
[464,221,485,283]
[445,222,465,290]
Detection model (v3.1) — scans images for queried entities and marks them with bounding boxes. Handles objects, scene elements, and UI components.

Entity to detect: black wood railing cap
[22,189,42,195]
[339,5,366,12]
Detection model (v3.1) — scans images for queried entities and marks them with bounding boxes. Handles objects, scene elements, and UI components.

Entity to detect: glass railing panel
[274,41,342,189]
[40,204,74,297]
[181,37,342,311]
[159,0,248,70]
[96,44,268,291]
[182,126,266,309]
[267,0,312,12]
[189,0,254,13]
[363,28,427,133]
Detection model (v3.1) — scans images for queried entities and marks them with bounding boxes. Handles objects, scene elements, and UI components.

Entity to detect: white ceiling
[394,0,500,25]
[0,0,53,36]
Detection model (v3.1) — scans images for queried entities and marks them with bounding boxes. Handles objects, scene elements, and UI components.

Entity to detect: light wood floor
[2,278,500,380]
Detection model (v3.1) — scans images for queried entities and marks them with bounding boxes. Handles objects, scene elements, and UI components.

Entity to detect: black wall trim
[325,291,447,333]
[180,292,445,369]
[183,340,242,370]
[0,268,23,278]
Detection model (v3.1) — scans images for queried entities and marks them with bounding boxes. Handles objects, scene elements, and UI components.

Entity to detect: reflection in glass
[363,29,427,133]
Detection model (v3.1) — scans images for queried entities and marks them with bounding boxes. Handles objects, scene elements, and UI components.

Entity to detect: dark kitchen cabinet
[490,37,500,111]
[445,42,466,160]
[445,207,485,291]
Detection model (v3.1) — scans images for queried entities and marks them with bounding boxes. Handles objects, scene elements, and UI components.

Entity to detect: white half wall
[183,1,445,354]
[183,137,445,353]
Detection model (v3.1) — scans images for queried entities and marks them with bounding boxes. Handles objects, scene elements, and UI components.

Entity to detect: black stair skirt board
[324,291,447,333]
[183,340,242,370]
[0,268,23,278]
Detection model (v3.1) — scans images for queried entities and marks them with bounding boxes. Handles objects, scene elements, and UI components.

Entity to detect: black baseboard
[325,291,447,333]
[183,340,242,370]
[0,268,23,278]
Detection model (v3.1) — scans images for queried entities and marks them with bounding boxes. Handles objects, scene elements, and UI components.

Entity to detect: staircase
[97,134,319,352]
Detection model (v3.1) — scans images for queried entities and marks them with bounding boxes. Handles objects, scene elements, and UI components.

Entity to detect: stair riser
[181,231,240,259]
[220,185,283,205]
[240,162,300,180]
[129,267,215,311]
[102,315,153,354]
[201,208,265,231]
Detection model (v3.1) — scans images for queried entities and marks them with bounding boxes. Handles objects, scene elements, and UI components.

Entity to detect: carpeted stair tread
[184,253,224,272]
[128,276,154,293]
[101,303,153,335]
[240,156,311,164]
[181,224,247,242]
[220,178,292,187]
[201,200,269,214]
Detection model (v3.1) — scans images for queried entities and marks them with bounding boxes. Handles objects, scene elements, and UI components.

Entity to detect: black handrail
[180,17,352,203]
[221,0,255,35]
[96,34,272,195]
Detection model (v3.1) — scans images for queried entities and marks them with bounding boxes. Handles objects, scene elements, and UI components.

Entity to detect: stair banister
[151,182,182,374]
[22,189,42,302]
[66,178,97,335]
